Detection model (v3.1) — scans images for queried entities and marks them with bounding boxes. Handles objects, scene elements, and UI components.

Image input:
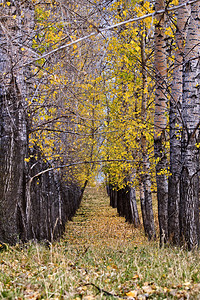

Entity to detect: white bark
[154,0,168,244]
[180,1,200,249]
[168,0,190,245]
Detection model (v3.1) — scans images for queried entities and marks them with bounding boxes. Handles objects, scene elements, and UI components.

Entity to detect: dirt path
[64,186,146,251]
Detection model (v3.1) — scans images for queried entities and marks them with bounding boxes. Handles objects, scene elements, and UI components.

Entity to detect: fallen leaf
[142,285,154,294]
[169,289,178,297]
[126,290,138,298]
[151,283,157,290]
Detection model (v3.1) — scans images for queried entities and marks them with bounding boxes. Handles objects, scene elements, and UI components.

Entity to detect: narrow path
[61,188,200,299]
[61,186,148,299]
[64,186,146,251]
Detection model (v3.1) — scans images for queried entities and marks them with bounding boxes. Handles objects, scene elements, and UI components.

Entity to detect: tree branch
[28,159,134,182]
[21,0,200,67]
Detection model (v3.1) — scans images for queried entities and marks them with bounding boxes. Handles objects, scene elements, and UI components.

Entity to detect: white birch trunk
[154,0,168,244]
[140,30,156,240]
[0,1,31,243]
[180,1,200,249]
[168,0,190,245]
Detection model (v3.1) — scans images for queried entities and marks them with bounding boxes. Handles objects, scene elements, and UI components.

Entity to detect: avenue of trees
[0,0,199,249]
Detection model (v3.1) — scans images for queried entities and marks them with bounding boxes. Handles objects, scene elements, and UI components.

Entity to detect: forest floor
[0,187,200,299]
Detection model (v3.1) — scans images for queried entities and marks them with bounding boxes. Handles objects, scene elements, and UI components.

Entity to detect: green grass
[0,187,200,299]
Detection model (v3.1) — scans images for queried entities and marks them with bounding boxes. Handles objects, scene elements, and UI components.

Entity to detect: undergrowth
[0,187,200,299]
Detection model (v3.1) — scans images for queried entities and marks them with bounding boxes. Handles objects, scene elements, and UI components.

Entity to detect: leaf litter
[0,186,200,299]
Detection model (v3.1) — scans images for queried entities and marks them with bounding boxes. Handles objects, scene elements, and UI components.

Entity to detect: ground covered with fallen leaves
[0,187,200,299]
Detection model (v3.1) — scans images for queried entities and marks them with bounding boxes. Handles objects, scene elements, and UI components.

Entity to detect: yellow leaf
[135,45,140,52]
[21,47,25,51]
[123,10,127,17]
[126,290,138,298]
[6,2,11,6]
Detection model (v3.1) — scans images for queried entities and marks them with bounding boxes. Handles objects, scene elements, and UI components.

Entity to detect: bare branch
[21,0,200,67]
[28,159,135,182]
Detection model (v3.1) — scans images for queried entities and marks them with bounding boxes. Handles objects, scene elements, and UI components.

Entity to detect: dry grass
[0,187,200,299]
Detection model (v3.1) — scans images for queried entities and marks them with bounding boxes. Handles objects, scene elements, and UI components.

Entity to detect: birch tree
[0,0,34,243]
[154,0,168,244]
[168,0,190,245]
[140,21,156,240]
[180,1,200,249]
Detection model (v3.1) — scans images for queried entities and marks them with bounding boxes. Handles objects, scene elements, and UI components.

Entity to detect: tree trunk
[168,0,189,245]
[117,189,124,217]
[124,184,140,226]
[180,1,200,249]
[0,80,28,244]
[27,149,81,242]
[113,177,140,226]
[109,185,117,208]
[140,181,148,237]
[140,178,156,240]
[0,1,30,243]
[154,0,168,245]
[130,186,140,227]
[140,30,156,240]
